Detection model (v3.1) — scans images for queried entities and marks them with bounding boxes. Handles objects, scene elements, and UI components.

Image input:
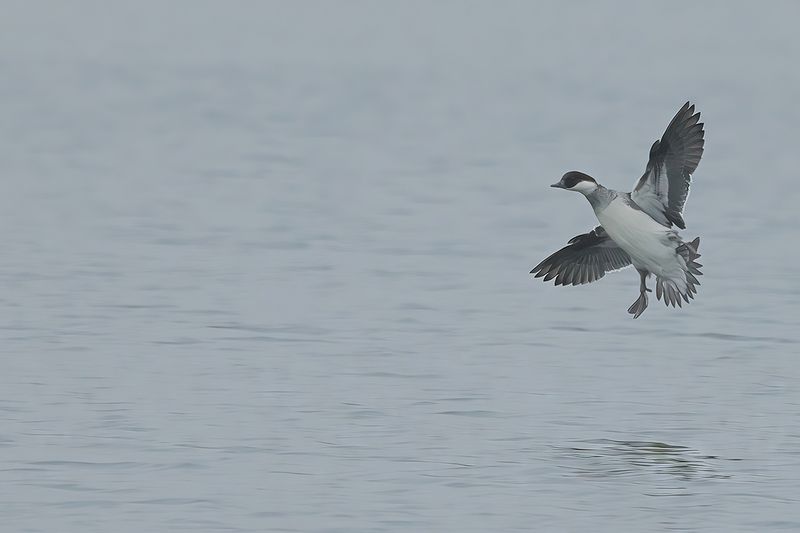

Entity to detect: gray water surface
[2,2,800,532]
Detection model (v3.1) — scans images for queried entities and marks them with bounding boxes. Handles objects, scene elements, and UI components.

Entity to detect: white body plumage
[595,196,688,293]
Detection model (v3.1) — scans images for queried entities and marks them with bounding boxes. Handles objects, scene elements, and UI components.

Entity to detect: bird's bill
[550,181,565,188]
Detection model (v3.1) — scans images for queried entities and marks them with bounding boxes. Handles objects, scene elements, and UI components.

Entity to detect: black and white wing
[631,102,704,229]
[531,226,632,286]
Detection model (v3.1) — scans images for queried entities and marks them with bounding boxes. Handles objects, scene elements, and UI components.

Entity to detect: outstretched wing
[631,102,704,229]
[531,226,632,286]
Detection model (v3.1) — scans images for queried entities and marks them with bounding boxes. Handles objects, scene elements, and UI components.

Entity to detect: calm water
[2,2,800,532]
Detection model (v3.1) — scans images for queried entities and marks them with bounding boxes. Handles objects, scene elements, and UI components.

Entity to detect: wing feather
[631,102,705,229]
[531,226,632,286]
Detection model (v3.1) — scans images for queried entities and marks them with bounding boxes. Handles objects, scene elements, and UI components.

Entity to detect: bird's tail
[655,237,702,307]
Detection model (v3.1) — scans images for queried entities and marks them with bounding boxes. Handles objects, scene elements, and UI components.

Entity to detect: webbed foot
[627,291,649,319]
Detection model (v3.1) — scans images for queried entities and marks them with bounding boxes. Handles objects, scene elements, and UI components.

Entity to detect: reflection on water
[557,439,735,485]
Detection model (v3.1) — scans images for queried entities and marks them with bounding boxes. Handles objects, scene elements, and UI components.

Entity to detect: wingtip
[530,259,547,274]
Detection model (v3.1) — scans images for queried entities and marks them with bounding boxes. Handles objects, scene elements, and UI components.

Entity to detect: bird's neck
[584,184,613,210]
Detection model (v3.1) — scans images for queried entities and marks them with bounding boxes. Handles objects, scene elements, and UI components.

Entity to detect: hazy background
[1,1,799,532]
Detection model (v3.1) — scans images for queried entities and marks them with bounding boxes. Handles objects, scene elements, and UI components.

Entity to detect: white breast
[596,198,674,272]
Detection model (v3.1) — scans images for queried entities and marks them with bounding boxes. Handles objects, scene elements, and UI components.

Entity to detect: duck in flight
[531,102,705,318]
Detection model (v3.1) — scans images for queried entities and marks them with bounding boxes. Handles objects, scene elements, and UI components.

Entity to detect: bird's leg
[639,269,652,294]
[627,269,650,319]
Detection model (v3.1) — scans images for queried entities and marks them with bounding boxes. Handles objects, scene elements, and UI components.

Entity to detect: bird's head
[551,171,598,195]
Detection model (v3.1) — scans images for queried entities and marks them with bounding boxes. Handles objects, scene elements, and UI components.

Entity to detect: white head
[551,171,599,195]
